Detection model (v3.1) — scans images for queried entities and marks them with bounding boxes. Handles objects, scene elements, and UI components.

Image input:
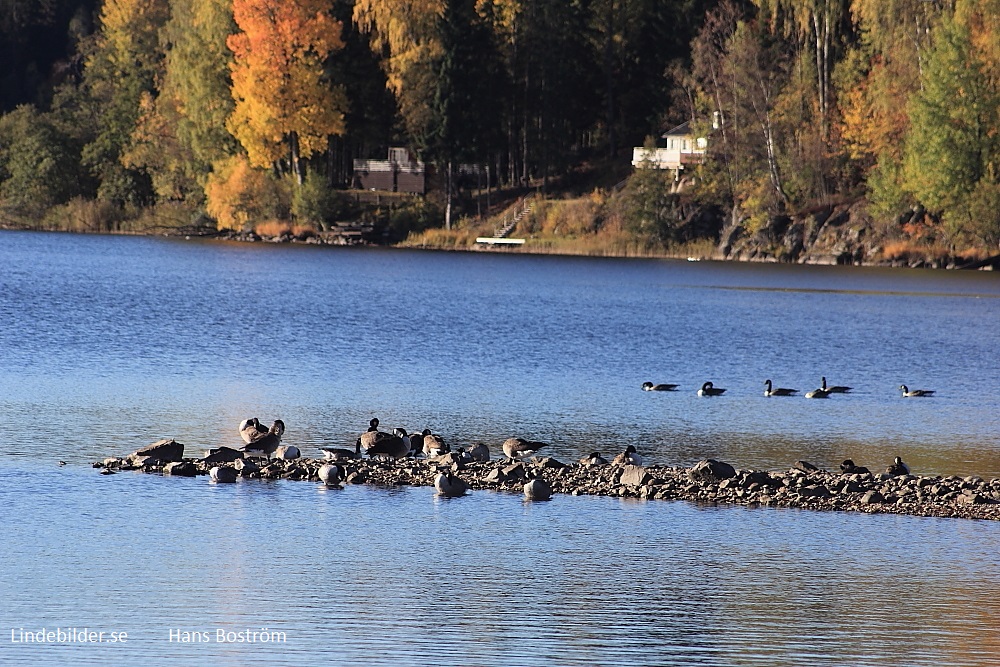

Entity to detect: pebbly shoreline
[95,439,1000,522]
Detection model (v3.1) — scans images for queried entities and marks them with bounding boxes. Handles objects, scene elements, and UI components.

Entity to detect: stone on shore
[132,439,184,463]
[620,465,652,487]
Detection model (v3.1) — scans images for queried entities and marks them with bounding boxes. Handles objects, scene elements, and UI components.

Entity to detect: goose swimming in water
[764,379,798,397]
[612,445,642,466]
[642,381,679,391]
[885,456,910,476]
[900,385,935,398]
[697,381,726,397]
[502,437,548,460]
[241,419,285,460]
[434,470,468,497]
[821,377,852,393]
[239,417,268,444]
[805,386,830,399]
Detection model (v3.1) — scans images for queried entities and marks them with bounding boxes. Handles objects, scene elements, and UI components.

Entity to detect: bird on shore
[698,381,726,397]
[422,431,449,457]
[319,446,357,461]
[764,379,798,397]
[900,384,935,398]
[365,428,409,459]
[821,377,852,393]
[357,418,391,454]
[466,442,490,462]
[434,470,468,497]
[612,445,642,466]
[840,459,871,475]
[241,419,285,460]
[580,451,609,466]
[239,417,268,444]
[642,381,679,391]
[502,437,548,461]
[886,456,910,476]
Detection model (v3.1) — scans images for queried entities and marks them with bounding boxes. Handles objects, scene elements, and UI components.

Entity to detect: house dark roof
[661,121,692,138]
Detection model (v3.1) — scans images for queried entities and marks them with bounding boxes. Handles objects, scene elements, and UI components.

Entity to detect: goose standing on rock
[764,379,798,397]
[502,437,548,461]
[612,445,642,466]
[900,384,935,397]
[886,456,910,476]
[821,377,852,393]
[642,381,679,391]
[466,442,490,462]
[422,431,449,457]
[239,417,268,444]
[698,381,726,397]
[241,419,285,460]
[365,428,409,459]
[356,417,384,454]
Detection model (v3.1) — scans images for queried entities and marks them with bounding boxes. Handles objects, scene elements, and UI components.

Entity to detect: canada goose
[764,379,798,397]
[697,381,726,397]
[422,431,449,457]
[900,385,935,398]
[239,417,268,444]
[886,456,910,476]
[356,417,383,453]
[394,428,411,453]
[839,459,871,475]
[318,463,344,486]
[502,437,548,460]
[805,387,830,399]
[434,470,468,497]
[523,477,552,500]
[466,443,490,462]
[319,446,357,461]
[580,451,609,466]
[241,420,284,460]
[365,430,409,459]
[209,466,238,483]
[612,445,642,466]
[821,377,852,393]
[642,381,679,391]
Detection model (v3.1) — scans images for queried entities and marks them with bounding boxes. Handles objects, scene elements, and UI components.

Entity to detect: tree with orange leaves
[227,0,347,184]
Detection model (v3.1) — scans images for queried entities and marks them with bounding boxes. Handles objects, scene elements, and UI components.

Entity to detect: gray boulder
[620,465,652,487]
[163,461,197,477]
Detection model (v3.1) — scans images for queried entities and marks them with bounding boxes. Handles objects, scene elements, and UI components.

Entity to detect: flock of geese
[644,377,936,399]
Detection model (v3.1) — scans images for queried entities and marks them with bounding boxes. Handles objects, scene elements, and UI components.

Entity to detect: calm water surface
[1,230,999,666]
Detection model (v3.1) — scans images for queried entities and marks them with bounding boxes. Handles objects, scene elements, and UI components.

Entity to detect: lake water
[1,230,999,666]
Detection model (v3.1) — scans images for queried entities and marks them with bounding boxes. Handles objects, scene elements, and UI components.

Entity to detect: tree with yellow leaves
[227,0,347,184]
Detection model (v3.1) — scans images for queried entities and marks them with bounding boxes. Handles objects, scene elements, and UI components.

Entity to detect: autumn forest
[0,0,998,256]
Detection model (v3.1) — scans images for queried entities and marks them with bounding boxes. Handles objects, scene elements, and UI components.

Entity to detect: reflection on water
[2,464,998,667]
[2,231,1000,665]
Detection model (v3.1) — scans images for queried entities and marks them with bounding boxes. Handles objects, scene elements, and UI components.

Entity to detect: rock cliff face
[716,200,880,266]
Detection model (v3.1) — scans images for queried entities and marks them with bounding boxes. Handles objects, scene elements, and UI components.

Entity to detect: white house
[631,121,707,173]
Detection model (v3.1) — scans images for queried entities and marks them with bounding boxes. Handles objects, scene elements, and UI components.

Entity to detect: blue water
[1,230,999,666]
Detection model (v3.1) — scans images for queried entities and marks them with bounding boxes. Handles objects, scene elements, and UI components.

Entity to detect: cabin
[631,121,707,176]
[352,147,426,194]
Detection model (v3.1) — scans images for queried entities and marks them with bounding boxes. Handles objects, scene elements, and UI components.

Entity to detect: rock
[345,470,368,485]
[163,461,197,477]
[688,459,737,484]
[132,439,184,463]
[273,445,300,460]
[860,490,884,504]
[620,465,652,487]
[234,457,258,472]
[524,478,552,501]
[209,466,238,483]
[535,456,566,469]
[484,468,506,484]
[798,484,831,498]
[201,447,243,464]
[502,463,526,480]
[318,464,342,486]
[792,460,820,473]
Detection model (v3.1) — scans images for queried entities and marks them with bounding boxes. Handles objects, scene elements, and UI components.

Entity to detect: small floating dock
[475,237,525,245]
